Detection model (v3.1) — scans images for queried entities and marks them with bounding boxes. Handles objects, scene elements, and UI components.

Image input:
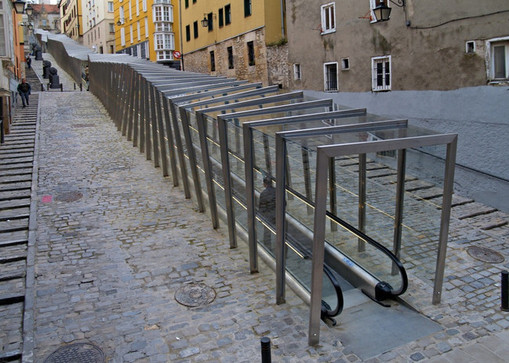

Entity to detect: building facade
[114,0,181,68]
[58,0,83,41]
[287,0,509,92]
[83,0,115,54]
[31,4,60,33]
[181,0,287,87]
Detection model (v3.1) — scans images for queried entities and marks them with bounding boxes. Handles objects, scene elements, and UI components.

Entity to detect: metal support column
[162,97,179,186]
[358,153,367,252]
[275,134,287,304]
[433,137,457,304]
[392,149,406,275]
[169,101,191,199]
[243,123,258,273]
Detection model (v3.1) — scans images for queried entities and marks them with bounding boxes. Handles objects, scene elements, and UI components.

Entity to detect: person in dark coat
[17,79,31,108]
[26,55,31,69]
[259,176,276,247]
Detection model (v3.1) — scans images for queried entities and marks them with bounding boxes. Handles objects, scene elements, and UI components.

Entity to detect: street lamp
[373,0,405,22]
[13,0,26,14]
[25,4,33,16]
[200,15,208,28]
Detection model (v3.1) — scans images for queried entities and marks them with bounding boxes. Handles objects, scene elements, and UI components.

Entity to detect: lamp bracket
[388,0,405,7]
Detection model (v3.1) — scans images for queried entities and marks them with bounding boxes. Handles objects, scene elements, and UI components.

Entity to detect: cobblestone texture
[24,54,509,362]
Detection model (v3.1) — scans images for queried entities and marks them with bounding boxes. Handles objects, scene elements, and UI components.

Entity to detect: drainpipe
[280,0,285,38]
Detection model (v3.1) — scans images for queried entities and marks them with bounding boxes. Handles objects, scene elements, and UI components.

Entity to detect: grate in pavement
[174,282,216,307]
[43,343,105,363]
[72,124,96,128]
[467,246,505,264]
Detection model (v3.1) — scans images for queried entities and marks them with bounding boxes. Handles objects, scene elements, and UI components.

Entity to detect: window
[321,2,335,34]
[137,21,141,40]
[0,13,5,56]
[107,1,114,12]
[142,0,147,12]
[244,0,251,17]
[324,62,338,91]
[120,27,126,46]
[227,46,234,69]
[155,33,174,50]
[371,56,391,91]
[153,5,172,22]
[247,41,255,66]
[193,21,198,38]
[130,24,133,43]
[157,51,172,61]
[129,0,132,19]
[207,12,213,31]
[341,58,350,70]
[210,51,215,71]
[225,4,231,25]
[136,0,139,16]
[145,18,149,37]
[110,45,114,53]
[119,6,125,23]
[186,25,191,41]
[465,41,475,53]
[293,64,301,80]
[492,42,508,79]
[185,0,188,8]
[218,8,224,27]
[109,23,115,33]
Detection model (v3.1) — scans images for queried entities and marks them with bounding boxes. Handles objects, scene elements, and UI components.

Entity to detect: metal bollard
[80,83,83,92]
[74,83,76,90]
[40,83,44,92]
[260,337,271,363]
[60,83,63,92]
[502,271,509,312]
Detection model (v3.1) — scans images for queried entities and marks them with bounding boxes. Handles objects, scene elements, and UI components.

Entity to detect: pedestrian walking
[26,55,31,69]
[17,79,31,108]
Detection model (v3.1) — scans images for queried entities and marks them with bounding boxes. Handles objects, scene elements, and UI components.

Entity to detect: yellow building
[181,0,287,86]
[114,0,181,68]
[58,0,83,40]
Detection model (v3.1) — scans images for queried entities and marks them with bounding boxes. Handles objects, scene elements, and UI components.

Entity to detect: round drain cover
[44,343,105,363]
[55,191,83,202]
[467,246,505,264]
[175,282,216,307]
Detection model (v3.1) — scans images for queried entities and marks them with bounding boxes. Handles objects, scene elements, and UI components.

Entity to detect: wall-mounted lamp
[116,20,122,26]
[200,15,208,28]
[373,0,405,22]
[13,0,26,14]
[25,4,33,16]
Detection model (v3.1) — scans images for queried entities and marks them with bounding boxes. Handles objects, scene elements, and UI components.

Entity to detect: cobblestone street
[8,54,509,362]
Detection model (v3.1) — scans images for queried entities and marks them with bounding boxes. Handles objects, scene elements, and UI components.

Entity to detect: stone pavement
[21,57,509,362]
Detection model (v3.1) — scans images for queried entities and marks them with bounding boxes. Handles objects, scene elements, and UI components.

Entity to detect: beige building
[31,4,60,33]
[287,0,509,92]
[83,0,115,54]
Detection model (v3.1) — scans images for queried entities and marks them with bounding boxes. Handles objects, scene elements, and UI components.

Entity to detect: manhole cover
[175,282,216,307]
[467,246,505,264]
[55,191,83,202]
[44,343,105,363]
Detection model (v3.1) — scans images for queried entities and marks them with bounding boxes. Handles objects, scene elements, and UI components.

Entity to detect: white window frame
[120,27,126,46]
[145,18,149,38]
[153,5,172,23]
[465,40,475,54]
[323,62,338,91]
[136,0,139,16]
[129,0,132,19]
[486,36,509,81]
[371,55,391,91]
[107,1,114,13]
[119,6,125,23]
[137,21,141,41]
[320,2,336,35]
[142,0,147,12]
[130,24,133,43]
[293,64,301,80]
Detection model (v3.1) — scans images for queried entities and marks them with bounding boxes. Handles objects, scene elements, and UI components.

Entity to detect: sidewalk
[25,57,509,362]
